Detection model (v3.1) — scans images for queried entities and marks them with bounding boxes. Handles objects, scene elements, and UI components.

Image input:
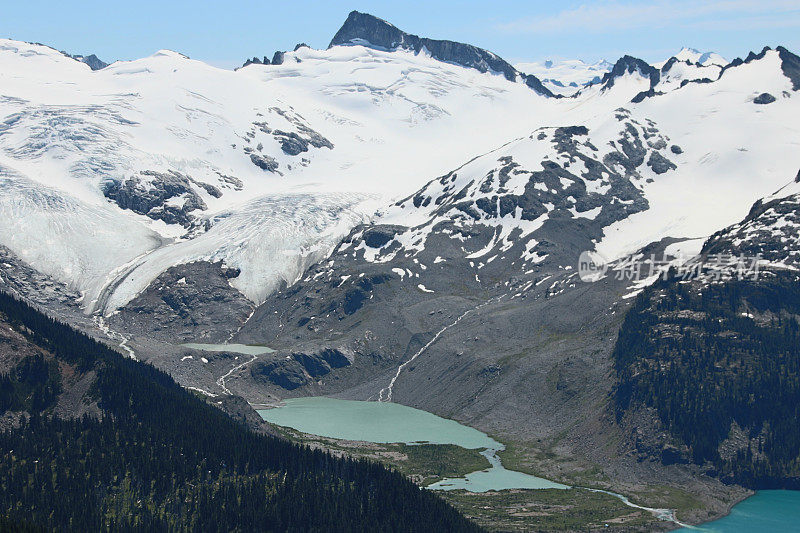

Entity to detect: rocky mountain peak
[328,11,553,96]
[59,50,108,70]
[716,46,800,91]
[777,46,800,90]
[328,11,406,50]
[74,53,107,70]
[598,55,660,90]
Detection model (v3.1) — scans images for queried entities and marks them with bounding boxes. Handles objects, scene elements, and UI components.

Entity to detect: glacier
[0,36,799,318]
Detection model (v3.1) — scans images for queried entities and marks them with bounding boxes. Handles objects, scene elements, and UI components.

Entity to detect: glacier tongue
[0,165,164,310]
[98,193,378,314]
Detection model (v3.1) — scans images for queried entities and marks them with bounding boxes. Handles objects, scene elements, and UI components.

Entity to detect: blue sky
[2,1,799,68]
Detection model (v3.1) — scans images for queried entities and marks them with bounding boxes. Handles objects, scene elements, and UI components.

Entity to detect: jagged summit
[596,55,660,91]
[68,53,108,70]
[17,40,109,70]
[327,10,513,77]
[328,11,553,96]
[717,45,800,90]
[328,11,406,50]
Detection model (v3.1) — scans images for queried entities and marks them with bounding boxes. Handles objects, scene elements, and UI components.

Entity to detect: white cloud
[498,0,800,34]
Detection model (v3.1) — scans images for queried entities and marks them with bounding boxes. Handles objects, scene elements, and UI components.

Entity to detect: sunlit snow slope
[356,48,800,272]
[515,59,613,96]
[1,31,799,317]
[0,38,558,314]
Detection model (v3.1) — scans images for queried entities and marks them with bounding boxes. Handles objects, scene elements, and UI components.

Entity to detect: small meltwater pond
[258,397,567,492]
[180,343,275,356]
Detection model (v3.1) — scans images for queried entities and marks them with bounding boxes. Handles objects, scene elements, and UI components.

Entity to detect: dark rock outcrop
[243,56,271,67]
[250,347,352,390]
[272,129,332,155]
[753,92,776,104]
[597,55,660,92]
[111,261,254,343]
[647,151,677,174]
[777,46,800,90]
[363,225,404,248]
[251,108,333,157]
[240,52,284,69]
[251,359,308,390]
[631,88,664,103]
[62,52,108,70]
[272,131,309,156]
[75,54,108,70]
[102,170,208,227]
[249,153,279,172]
[293,348,352,377]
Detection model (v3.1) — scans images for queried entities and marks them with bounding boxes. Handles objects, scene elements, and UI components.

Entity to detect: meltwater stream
[179,343,275,395]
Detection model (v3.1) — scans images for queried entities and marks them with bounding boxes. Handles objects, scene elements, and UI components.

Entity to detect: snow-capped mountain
[3,13,800,512]
[326,11,554,96]
[360,115,678,273]
[703,173,800,271]
[288,42,800,308]
[654,47,727,68]
[0,26,561,316]
[515,58,613,96]
[222,40,800,475]
[515,48,727,98]
[655,56,724,92]
[0,12,799,337]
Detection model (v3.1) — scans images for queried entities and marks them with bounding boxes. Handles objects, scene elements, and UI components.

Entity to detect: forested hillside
[0,291,481,532]
[613,274,800,488]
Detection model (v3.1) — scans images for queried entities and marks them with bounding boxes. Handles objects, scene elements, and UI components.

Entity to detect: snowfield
[0,37,799,314]
[515,58,613,96]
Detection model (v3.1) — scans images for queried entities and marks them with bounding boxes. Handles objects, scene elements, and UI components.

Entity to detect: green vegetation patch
[264,422,491,486]
[442,488,662,532]
[391,443,490,485]
[0,354,62,414]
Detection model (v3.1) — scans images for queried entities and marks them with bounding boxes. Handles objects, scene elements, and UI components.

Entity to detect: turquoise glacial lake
[258,397,567,492]
[678,490,800,532]
[257,398,798,527]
